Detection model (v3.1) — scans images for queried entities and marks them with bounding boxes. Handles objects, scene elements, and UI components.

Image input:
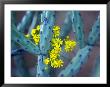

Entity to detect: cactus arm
[11,24,40,55]
[17,11,34,32]
[36,11,55,77]
[58,45,92,77]
[40,11,55,54]
[58,12,73,61]
[28,12,41,35]
[36,55,50,76]
[71,11,85,48]
[60,12,72,39]
[87,15,100,46]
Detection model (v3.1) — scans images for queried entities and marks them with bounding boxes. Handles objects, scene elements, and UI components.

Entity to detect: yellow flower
[64,40,77,52]
[53,26,60,31]
[50,50,58,60]
[34,39,40,45]
[51,38,63,47]
[36,25,40,31]
[51,60,58,68]
[57,59,63,68]
[50,59,63,68]
[44,58,50,65]
[32,34,40,45]
[53,31,60,37]
[49,45,61,60]
[53,26,60,37]
[54,46,61,54]
[56,38,63,45]
[25,34,30,38]
[66,36,70,39]
[33,34,40,39]
[31,29,37,36]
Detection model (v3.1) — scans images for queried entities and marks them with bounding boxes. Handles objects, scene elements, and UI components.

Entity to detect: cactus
[17,11,34,32]
[58,14,100,77]
[87,15,100,46]
[28,12,41,35]
[58,45,93,77]
[60,12,72,39]
[11,11,100,77]
[37,11,55,76]
[11,24,40,55]
[70,11,85,48]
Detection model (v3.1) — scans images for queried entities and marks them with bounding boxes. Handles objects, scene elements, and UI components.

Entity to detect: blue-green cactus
[87,16,100,46]
[40,11,55,54]
[17,11,34,32]
[28,12,41,35]
[36,11,55,76]
[11,11,100,77]
[58,45,93,77]
[60,12,72,39]
[12,24,40,55]
[58,15,100,77]
[71,11,85,48]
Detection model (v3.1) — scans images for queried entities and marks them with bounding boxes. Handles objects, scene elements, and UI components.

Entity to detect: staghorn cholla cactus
[11,11,100,77]
[70,11,85,48]
[37,11,55,76]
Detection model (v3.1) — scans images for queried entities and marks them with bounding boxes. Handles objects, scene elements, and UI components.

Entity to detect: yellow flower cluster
[43,25,77,69]
[64,36,77,52]
[24,24,77,69]
[31,25,40,45]
[43,26,64,68]
[44,38,64,68]
[53,26,60,37]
